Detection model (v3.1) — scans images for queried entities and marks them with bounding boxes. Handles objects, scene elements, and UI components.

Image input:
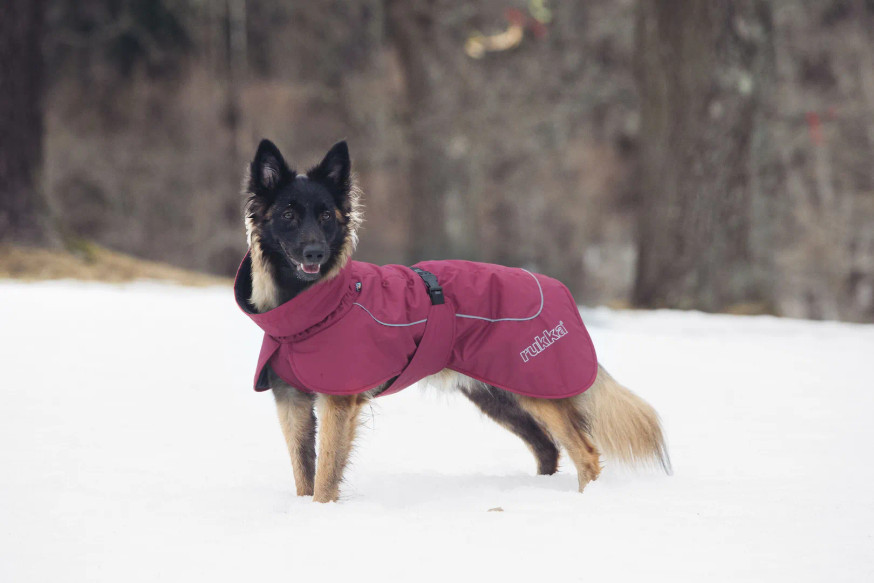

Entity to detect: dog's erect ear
[308,141,351,194]
[249,139,289,193]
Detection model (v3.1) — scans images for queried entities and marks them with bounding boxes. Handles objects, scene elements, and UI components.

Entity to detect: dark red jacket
[234,254,597,398]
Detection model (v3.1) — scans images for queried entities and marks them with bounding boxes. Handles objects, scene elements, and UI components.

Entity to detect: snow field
[1,280,872,582]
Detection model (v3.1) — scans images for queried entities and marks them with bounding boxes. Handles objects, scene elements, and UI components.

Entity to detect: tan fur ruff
[320,177,363,283]
[245,217,282,312]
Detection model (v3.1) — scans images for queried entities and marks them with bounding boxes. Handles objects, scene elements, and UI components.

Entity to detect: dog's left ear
[309,141,351,196]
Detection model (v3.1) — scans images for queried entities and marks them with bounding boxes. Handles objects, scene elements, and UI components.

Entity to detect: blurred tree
[0,0,51,245]
[633,0,779,312]
[387,0,479,262]
[46,0,191,81]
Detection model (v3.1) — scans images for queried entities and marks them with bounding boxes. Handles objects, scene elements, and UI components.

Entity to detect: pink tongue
[301,263,321,274]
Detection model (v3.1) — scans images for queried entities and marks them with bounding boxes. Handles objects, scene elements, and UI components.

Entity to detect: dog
[235,139,670,503]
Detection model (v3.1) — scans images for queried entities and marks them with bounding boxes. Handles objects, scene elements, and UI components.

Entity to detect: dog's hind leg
[272,381,317,496]
[461,384,560,475]
[313,394,365,503]
[515,396,602,492]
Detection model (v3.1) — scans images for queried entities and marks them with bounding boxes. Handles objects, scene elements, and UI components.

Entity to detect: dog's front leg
[313,394,364,503]
[273,384,317,496]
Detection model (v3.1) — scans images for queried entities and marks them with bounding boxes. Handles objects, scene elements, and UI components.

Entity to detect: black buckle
[411,267,445,305]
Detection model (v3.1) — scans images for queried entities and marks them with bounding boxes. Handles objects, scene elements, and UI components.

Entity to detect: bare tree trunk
[850,0,874,321]
[189,0,247,272]
[853,0,874,157]
[0,0,51,245]
[632,0,778,312]
[386,0,478,262]
[226,0,247,161]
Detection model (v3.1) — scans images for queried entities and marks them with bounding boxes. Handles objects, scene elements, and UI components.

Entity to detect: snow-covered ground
[1,280,872,582]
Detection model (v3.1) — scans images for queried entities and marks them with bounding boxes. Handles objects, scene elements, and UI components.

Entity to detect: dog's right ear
[248,139,289,194]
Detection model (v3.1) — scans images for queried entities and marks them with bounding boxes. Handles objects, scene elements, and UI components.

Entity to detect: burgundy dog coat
[234,254,597,398]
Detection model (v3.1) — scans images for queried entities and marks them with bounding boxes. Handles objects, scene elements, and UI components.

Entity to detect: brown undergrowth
[0,242,230,287]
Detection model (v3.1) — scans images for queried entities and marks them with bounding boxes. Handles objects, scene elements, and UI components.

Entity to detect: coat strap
[379,301,455,397]
[411,267,445,305]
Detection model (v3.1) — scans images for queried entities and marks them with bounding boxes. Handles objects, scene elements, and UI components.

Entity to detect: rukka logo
[519,321,569,362]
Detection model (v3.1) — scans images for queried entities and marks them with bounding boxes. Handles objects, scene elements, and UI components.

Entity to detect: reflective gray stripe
[454,269,543,322]
[352,303,427,327]
[352,269,544,327]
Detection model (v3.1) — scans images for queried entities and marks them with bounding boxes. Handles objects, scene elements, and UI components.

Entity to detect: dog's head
[244,139,362,289]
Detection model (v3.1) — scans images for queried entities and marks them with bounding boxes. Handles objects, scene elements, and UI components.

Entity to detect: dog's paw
[577,467,601,493]
[312,486,339,503]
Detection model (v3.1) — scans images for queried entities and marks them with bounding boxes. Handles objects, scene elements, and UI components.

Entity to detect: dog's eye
[319,210,333,222]
[282,210,296,221]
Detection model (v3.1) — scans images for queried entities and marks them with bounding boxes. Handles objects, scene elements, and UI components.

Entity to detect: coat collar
[234,251,356,341]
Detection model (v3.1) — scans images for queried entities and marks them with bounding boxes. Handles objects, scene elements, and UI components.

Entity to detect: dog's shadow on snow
[348,471,581,508]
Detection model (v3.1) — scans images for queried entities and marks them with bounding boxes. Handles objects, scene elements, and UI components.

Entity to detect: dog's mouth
[278,242,324,279]
[292,259,323,280]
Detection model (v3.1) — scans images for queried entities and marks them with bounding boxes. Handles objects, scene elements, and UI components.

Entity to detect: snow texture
[1,280,872,582]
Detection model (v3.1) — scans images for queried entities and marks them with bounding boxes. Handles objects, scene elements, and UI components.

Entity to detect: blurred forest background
[2,0,873,322]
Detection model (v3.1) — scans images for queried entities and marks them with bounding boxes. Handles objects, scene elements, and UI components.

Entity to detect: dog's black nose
[303,244,326,264]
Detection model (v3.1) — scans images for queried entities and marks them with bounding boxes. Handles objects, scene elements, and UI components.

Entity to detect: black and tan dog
[240,139,670,503]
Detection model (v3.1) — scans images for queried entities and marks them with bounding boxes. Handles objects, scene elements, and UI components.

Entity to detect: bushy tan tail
[574,365,671,473]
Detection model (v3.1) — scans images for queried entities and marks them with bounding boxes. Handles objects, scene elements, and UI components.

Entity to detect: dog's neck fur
[246,183,362,314]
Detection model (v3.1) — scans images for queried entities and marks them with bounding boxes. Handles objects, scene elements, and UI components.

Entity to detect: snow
[1,279,873,582]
